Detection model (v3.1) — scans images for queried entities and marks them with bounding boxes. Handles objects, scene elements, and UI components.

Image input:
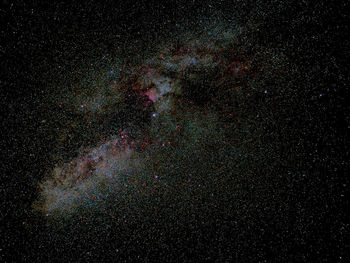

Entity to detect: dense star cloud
[34,20,290,220]
[2,1,349,262]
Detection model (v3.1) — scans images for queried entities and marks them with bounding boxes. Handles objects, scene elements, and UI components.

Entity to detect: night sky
[2,1,349,262]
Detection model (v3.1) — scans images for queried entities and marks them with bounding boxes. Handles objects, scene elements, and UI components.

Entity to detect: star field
[2,1,349,262]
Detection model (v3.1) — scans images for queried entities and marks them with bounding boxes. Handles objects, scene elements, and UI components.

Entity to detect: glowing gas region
[35,18,291,223]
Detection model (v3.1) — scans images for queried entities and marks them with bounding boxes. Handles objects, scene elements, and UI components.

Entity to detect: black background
[1,0,349,262]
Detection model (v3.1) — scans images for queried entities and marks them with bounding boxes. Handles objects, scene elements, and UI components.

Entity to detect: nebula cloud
[34,18,292,224]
